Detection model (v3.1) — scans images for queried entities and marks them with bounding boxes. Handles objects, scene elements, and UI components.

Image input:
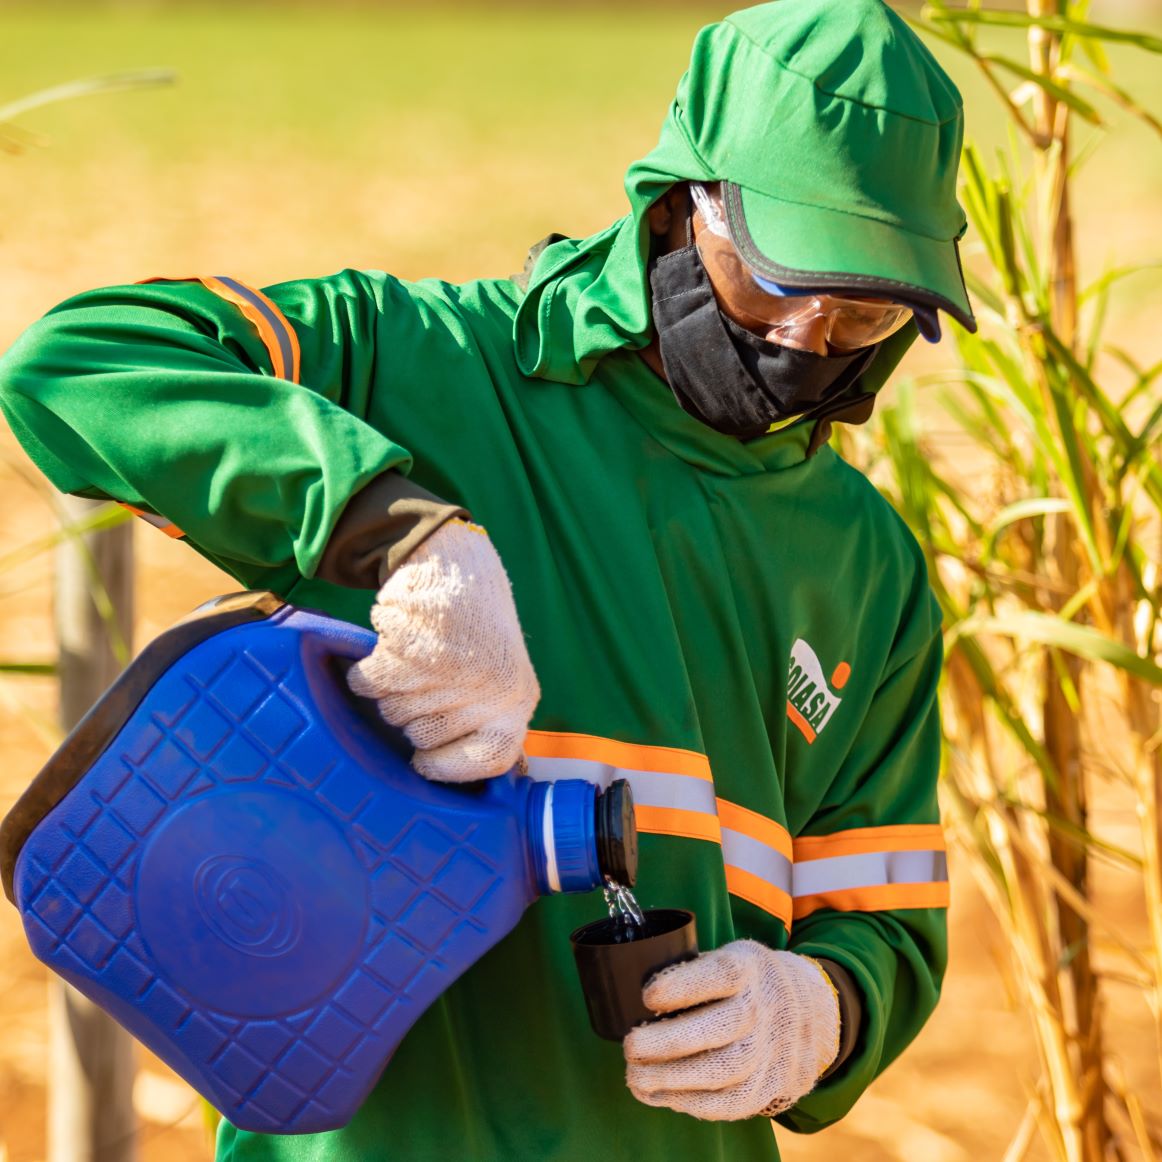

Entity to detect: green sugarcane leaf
[1038,383,1104,571]
[992,180,1027,300]
[978,54,1103,124]
[1039,326,1134,448]
[1062,62,1162,138]
[1040,328,1162,507]
[1135,398,1162,453]
[986,497,1073,538]
[996,136,1045,295]
[1126,358,1162,409]
[927,9,1162,55]
[916,4,979,51]
[940,374,1024,465]
[961,147,1013,266]
[1050,643,1083,713]
[1007,798,1144,871]
[0,502,133,576]
[947,633,1058,786]
[963,269,1006,317]
[1079,261,1162,306]
[0,663,56,676]
[1108,496,1140,576]
[1059,579,1101,624]
[1082,277,1111,373]
[965,337,1037,418]
[1117,420,1162,502]
[1066,130,1104,185]
[913,16,975,54]
[1101,348,1162,415]
[1079,31,1112,75]
[955,611,1162,685]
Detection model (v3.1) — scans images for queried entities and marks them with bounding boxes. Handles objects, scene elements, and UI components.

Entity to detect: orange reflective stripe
[794,824,946,861]
[717,799,793,860]
[138,275,301,384]
[724,866,793,928]
[791,822,949,918]
[118,502,184,539]
[525,730,712,781]
[793,881,950,919]
[634,804,722,844]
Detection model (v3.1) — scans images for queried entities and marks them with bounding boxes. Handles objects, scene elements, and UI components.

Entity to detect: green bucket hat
[699,0,976,331]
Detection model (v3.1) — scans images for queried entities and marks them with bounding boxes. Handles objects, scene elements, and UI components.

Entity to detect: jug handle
[296,618,524,794]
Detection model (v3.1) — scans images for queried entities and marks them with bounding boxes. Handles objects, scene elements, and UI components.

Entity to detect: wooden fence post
[48,496,138,1162]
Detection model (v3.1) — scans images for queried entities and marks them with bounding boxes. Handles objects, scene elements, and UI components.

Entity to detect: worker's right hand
[346,518,541,783]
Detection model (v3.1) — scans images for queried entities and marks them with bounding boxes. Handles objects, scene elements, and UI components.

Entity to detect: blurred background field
[0,3,1160,1160]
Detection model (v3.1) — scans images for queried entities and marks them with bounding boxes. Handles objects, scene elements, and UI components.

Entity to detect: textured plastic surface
[12,604,599,1134]
[549,780,601,893]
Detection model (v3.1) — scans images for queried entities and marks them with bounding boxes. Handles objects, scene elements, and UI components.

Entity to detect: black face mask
[648,240,877,441]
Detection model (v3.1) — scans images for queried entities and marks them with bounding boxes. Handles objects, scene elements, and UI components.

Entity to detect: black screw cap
[594,779,638,888]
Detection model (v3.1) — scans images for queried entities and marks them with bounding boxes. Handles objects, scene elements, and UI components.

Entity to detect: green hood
[514,0,968,391]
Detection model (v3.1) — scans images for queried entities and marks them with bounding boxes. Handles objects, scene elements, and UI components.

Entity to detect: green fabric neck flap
[512,195,681,386]
[512,67,711,385]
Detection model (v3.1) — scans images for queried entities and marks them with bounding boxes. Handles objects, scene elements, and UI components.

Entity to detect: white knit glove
[624,941,840,1120]
[346,519,540,783]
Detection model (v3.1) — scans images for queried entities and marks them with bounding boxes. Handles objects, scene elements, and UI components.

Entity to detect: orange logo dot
[831,662,851,690]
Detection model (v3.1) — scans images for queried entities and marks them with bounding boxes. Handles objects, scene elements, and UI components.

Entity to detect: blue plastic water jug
[0,592,636,1135]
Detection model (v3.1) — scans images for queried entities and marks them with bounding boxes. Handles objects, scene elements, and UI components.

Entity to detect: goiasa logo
[786,639,851,744]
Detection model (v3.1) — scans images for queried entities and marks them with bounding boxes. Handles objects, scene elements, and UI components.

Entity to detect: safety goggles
[690,182,915,353]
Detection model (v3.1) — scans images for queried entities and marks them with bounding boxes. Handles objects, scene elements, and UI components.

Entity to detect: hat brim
[723,182,977,333]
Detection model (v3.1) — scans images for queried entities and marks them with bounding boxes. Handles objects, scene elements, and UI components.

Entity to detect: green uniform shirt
[0,264,948,1162]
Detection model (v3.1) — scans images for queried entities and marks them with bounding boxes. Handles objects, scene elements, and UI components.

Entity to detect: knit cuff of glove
[317,470,469,590]
[757,955,841,1119]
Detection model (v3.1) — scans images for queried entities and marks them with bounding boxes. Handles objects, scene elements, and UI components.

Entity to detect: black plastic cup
[570,908,698,1041]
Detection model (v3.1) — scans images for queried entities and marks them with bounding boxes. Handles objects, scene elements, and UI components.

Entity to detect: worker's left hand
[623,940,839,1120]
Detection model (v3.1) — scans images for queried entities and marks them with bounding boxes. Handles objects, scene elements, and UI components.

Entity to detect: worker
[0,1,971,1158]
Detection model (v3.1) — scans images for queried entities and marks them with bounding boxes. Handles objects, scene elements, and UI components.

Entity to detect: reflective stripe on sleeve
[117,502,184,539]
[523,731,793,926]
[524,731,721,845]
[792,824,949,918]
[138,275,302,384]
[718,799,793,928]
[523,732,948,928]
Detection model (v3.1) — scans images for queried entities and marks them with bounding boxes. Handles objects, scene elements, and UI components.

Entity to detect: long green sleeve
[0,276,413,591]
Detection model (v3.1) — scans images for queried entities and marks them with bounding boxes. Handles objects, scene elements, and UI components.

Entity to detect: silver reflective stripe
[118,502,182,537]
[526,755,616,788]
[793,850,948,897]
[721,827,793,897]
[215,275,298,382]
[524,757,717,815]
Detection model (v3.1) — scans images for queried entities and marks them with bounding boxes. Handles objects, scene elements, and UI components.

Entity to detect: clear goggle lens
[690,182,914,352]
